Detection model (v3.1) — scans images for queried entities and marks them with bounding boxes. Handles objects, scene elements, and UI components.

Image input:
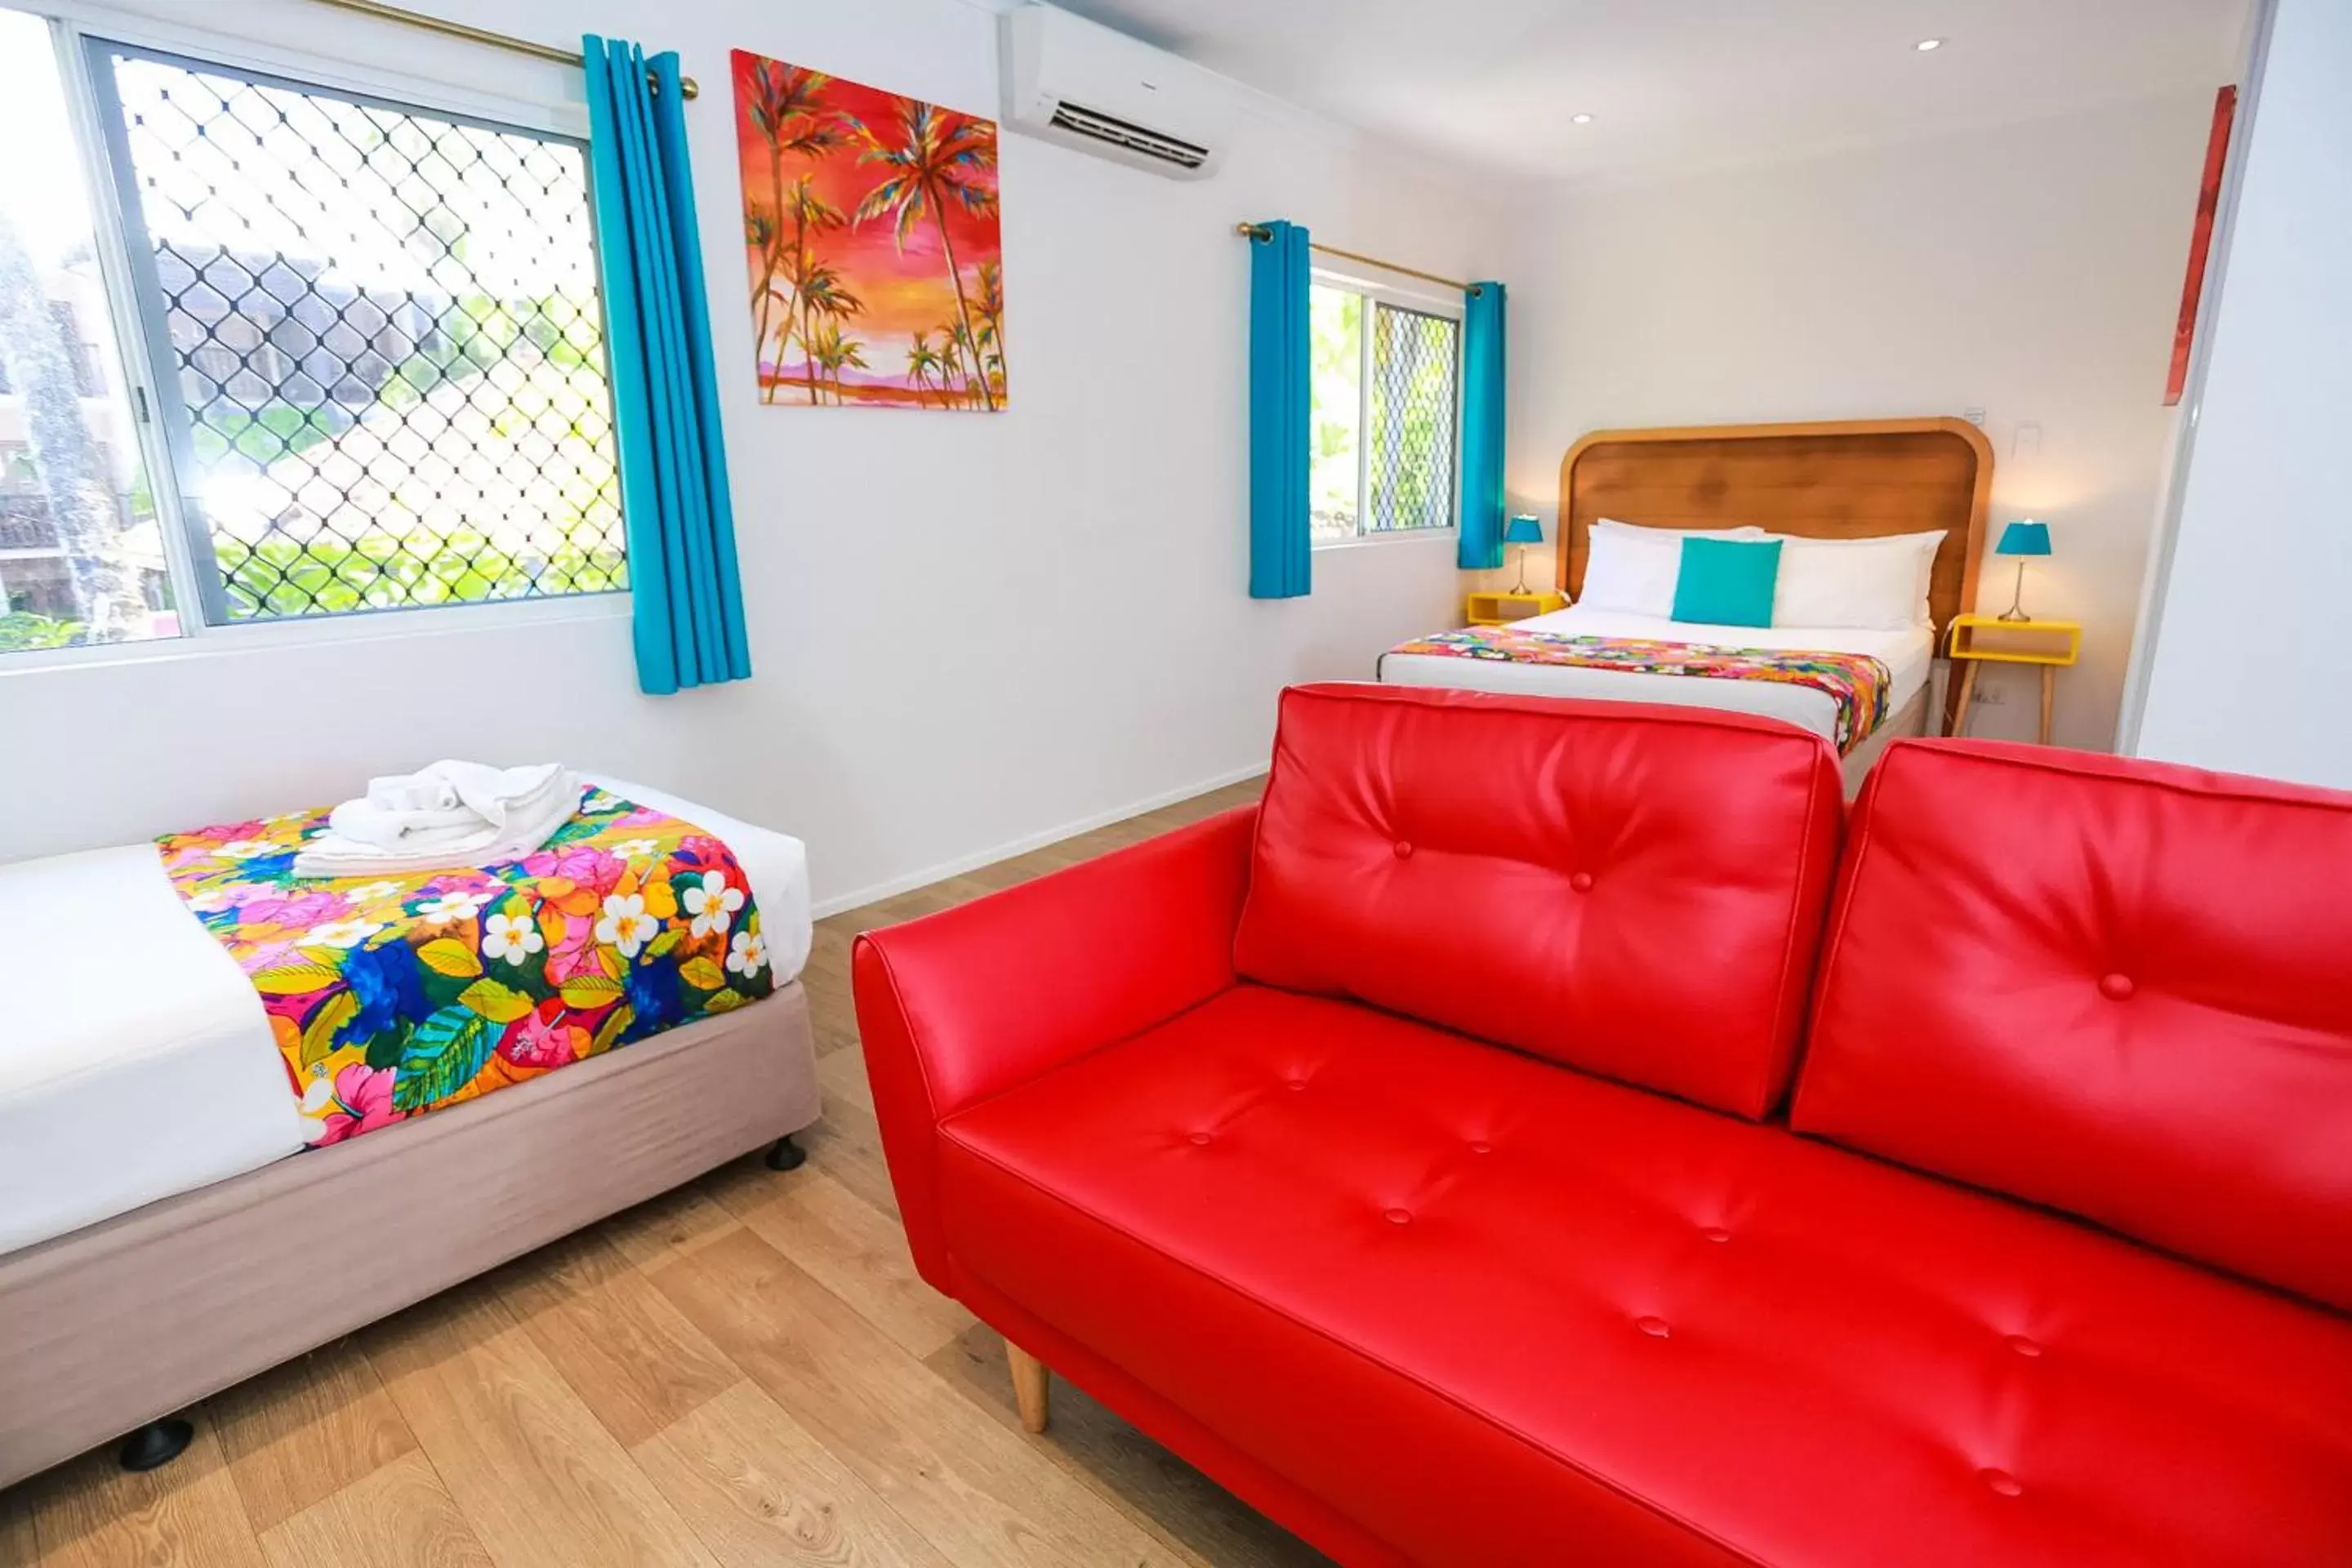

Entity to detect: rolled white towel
[292,762,583,878]
[326,798,481,852]
[366,773,461,813]
[425,761,572,837]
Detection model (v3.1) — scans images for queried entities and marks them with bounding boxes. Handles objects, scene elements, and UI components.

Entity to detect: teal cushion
[1672,537,1782,628]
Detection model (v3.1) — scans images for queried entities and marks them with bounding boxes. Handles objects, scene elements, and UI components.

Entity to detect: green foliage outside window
[1307,280,1457,543]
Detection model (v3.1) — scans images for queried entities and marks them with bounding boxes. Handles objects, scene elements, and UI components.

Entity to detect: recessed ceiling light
[1914,38,1946,51]
[1570,112,1594,124]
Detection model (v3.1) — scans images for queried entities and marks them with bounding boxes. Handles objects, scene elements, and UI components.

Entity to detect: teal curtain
[1248,220,1311,599]
[1458,280,1508,570]
[582,37,751,694]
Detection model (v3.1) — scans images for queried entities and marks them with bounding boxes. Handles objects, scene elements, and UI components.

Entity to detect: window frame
[1307,264,1464,551]
[2,0,628,673]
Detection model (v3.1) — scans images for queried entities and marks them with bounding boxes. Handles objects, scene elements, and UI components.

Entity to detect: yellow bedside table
[1467,590,1566,626]
[1944,615,2082,745]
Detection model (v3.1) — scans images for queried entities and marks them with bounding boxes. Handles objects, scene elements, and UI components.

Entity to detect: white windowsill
[0,591,630,679]
[1312,528,1460,552]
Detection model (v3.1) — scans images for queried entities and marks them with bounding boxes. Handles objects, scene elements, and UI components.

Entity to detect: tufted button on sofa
[853,683,2352,1566]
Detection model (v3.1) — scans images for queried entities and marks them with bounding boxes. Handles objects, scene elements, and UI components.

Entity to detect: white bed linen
[0,781,812,1258]
[1379,606,1934,745]
[0,846,313,1258]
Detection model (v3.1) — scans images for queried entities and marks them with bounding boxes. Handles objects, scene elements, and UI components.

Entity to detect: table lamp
[1504,514,1544,594]
[1994,519,2051,621]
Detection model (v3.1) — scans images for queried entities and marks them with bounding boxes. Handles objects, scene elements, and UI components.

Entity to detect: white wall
[0,0,1496,906]
[1492,94,2217,751]
[2130,0,2352,786]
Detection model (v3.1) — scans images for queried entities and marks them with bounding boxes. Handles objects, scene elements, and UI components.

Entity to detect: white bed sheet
[1378,605,1934,745]
[0,781,811,1258]
[0,845,312,1258]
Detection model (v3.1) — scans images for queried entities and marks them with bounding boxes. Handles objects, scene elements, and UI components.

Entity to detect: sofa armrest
[852,804,1257,1289]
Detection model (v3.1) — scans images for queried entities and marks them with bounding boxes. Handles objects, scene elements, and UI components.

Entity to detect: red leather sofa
[853,683,2352,1566]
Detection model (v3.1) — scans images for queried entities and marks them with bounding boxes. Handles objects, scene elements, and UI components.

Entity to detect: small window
[97,44,624,623]
[1307,275,1460,545]
[0,7,170,655]
[0,2,627,657]
[0,443,38,495]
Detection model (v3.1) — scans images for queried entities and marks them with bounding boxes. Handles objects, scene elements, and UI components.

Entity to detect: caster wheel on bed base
[764,1134,807,1172]
[118,1417,194,1473]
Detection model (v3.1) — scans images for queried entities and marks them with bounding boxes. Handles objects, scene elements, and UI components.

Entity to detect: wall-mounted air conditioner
[1000,5,1226,180]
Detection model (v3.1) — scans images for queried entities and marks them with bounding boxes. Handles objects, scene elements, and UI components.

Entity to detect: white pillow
[1788,528,1947,616]
[1770,531,1944,630]
[1579,521,1764,617]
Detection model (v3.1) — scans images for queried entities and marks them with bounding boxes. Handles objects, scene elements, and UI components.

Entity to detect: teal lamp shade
[1994,519,2051,619]
[1503,514,1544,592]
[1997,519,2051,557]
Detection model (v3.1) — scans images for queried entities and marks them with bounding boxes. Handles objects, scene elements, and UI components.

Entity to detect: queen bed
[0,775,820,1489]
[1379,417,1993,789]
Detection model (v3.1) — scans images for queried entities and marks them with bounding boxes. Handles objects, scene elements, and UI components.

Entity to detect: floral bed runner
[158,787,777,1148]
[1388,626,1892,755]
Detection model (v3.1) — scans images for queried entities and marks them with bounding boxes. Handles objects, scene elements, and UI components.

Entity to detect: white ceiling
[1027,0,2247,183]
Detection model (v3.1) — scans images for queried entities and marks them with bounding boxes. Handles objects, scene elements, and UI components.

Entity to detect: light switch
[1963,406,1987,426]
[2015,421,2042,458]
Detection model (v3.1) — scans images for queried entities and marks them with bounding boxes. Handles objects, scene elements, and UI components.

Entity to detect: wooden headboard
[1557,417,1994,635]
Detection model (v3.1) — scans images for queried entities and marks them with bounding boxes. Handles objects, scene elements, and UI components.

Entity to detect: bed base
[0,982,820,1491]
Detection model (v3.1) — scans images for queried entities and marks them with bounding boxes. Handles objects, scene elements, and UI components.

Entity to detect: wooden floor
[0,778,1328,1568]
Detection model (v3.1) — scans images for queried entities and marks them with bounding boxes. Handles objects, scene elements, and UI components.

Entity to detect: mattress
[1378,606,1935,746]
[0,776,811,1258]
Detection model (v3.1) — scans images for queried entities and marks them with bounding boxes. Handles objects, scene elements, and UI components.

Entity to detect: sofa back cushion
[1233,684,1845,1120]
[1793,739,2352,1312]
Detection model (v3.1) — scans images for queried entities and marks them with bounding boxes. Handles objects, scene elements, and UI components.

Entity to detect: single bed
[0,774,820,1489]
[1379,417,1993,789]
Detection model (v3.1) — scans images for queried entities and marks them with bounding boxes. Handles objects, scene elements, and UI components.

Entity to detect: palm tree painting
[903,330,946,405]
[730,51,1007,411]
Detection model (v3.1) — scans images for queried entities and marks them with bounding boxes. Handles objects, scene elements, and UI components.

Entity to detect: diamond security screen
[1365,301,1458,534]
[100,48,624,621]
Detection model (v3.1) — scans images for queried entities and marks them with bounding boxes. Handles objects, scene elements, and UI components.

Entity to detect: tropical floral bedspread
[158,787,776,1149]
[1387,626,1892,755]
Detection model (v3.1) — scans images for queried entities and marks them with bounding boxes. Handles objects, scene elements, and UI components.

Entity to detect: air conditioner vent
[1001,7,1224,180]
[1046,100,1210,170]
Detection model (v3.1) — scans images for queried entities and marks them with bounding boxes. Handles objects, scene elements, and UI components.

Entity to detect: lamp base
[1511,546,1531,595]
[1997,559,2031,621]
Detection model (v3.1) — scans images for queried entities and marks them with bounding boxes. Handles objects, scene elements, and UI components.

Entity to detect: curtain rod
[304,0,700,99]
[1233,222,1478,295]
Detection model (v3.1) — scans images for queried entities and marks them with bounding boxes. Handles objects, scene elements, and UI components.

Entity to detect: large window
[1307,274,1460,546]
[0,5,621,657]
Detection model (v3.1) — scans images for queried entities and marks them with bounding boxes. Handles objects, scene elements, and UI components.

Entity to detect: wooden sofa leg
[1005,1340,1050,1433]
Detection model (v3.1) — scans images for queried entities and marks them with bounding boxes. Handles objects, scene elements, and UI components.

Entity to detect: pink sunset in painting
[732,51,1006,411]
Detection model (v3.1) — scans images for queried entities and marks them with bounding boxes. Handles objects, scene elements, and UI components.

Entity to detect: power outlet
[1974,680,2007,706]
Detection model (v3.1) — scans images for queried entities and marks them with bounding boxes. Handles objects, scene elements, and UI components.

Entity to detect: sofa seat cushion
[935,985,2352,1568]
